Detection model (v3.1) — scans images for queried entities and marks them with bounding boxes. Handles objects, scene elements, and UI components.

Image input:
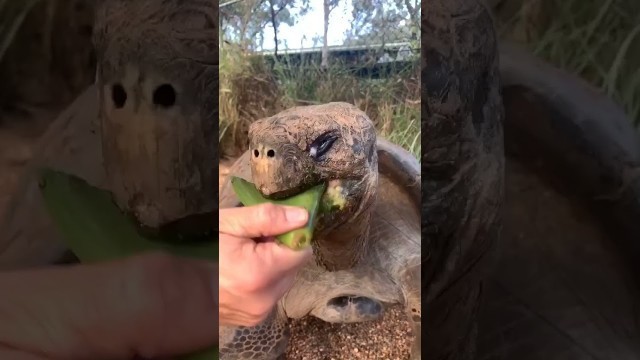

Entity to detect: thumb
[220,203,309,238]
[0,252,217,359]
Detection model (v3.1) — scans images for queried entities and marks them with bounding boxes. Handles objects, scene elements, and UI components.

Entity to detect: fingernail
[285,207,308,223]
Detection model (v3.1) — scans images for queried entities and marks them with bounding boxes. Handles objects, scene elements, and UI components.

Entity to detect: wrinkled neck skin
[313,165,378,272]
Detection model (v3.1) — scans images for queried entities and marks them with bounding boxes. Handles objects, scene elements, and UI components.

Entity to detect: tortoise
[2,0,640,358]
[424,0,640,359]
[218,102,422,359]
[0,0,217,270]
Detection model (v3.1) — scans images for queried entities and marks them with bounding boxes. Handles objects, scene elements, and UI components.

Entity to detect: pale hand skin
[0,252,217,360]
[0,204,310,360]
[219,203,313,327]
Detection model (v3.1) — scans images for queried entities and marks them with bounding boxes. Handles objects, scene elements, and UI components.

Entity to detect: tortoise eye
[309,132,338,160]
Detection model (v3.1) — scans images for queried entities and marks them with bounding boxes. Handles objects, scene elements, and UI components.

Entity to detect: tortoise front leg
[219,306,290,360]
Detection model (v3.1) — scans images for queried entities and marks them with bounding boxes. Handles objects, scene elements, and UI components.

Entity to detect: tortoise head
[92,0,217,231]
[248,102,378,270]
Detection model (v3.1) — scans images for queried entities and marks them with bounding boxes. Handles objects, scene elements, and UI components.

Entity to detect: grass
[219,44,421,159]
[495,0,640,127]
[220,0,640,161]
[0,0,42,63]
[2,0,638,149]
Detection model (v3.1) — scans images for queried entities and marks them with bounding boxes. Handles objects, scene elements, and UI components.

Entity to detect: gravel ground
[220,159,413,360]
[286,304,413,360]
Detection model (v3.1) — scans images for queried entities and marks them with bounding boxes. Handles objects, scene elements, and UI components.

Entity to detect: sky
[260,0,354,51]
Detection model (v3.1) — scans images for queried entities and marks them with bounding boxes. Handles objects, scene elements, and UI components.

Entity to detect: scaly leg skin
[219,306,290,360]
[402,263,422,360]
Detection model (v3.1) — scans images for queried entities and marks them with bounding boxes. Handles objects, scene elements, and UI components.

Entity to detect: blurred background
[0,0,94,218]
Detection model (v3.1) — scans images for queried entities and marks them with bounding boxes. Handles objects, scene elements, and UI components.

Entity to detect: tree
[267,0,287,55]
[344,0,420,47]
[220,0,267,50]
[220,0,309,51]
[321,0,340,67]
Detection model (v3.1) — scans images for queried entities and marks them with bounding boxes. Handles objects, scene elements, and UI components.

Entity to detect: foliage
[345,0,420,46]
[221,0,420,51]
[0,0,42,64]
[219,44,421,158]
[220,0,310,51]
[494,0,640,126]
[220,0,421,158]
[0,0,96,114]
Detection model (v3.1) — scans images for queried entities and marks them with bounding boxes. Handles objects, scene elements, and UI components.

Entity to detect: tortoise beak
[250,143,290,198]
[249,142,318,199]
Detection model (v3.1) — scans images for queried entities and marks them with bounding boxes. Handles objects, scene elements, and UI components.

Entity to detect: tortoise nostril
[253,149,259,157]
[267,149,275,158]
[153,84,176,107]
[111,83,127,108]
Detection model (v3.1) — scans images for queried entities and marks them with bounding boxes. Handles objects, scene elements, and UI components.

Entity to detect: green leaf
[230,176,326,250]
[38,168,218,262]
[38,168,219,359]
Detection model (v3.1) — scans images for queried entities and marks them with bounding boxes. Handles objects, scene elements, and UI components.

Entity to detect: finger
[0,350,48,360]
[219,233,310,288]
[256,241,313,276]
[219,203,308,238]
[220,233,312,275]
[0,252,217,360]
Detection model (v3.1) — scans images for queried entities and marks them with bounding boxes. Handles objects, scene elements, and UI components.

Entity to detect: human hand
[219,203,313,327]
[0,252,217,360]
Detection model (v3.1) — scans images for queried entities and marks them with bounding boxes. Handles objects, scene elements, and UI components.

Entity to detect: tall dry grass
[0,0,95,115]
[0,0,42,62]
[219,45,421,159]
[495,0,640,126]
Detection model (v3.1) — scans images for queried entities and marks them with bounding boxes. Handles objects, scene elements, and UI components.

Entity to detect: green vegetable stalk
[230,176,326,250]
[38,168,218,359]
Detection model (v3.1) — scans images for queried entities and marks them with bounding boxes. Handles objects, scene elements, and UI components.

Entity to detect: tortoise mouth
[260,185,311,200]
[259,180,329,200]
[137,211,214,243]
